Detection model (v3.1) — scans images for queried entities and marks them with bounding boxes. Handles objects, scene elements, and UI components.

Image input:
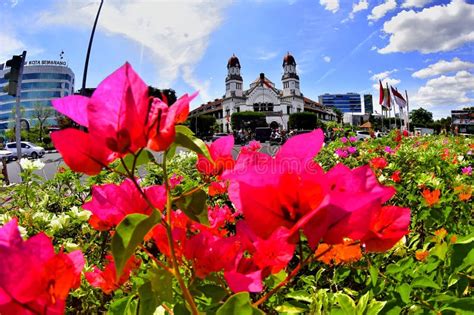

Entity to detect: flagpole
[405,90,410,132]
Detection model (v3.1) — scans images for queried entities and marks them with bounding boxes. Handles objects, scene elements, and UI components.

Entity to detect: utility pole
[81,0,104,95]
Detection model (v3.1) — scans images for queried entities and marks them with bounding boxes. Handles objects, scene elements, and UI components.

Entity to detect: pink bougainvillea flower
[208,204,236,230]
[370,157,388,170]
[240,140,261,154]
[224,257,263,293]
[347,146,357,154]
[462,166,472,175]
[349,136,357,143]
[340,137,348,143]
[83,179,166,231]
[305,164,396,248]
[152,210,194,261]
[335,148,348,158]
[361,206,411,252]
[384,146,395,154]
[146,93,197,151]
[196,135,235,177]
[169,174,184,189]
[51,63,149,175]
[52,63,196,175]
[85,254,141,294]
[184,231,240,279]
[224,130,327,241]
[0,219,84,314]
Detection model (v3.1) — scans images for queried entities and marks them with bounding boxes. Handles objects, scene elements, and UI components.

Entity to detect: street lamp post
[81,0,104,95]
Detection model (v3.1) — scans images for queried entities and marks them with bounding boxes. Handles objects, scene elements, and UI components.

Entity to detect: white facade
[220,53,306,132]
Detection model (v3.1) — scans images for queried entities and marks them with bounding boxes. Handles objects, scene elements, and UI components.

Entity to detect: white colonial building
[190,53,336,133]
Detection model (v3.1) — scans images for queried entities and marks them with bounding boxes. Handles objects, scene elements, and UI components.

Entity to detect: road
[2,143,282,184]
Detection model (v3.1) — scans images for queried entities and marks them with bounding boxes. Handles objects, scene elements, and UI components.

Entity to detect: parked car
[355,130,371,141]
[0,150,13,162]
[5,141,45,159]
[211,133,229,142]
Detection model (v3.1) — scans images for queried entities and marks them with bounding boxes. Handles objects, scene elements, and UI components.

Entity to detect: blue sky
[1,0,473,119]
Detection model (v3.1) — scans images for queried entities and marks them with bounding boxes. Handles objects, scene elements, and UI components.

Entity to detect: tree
[410,107,433,128]
[333,108,343,124]
[231,112,267,131]
[148,86,177,105]
[32,103,54,141]
[189,115,217,137]
[288,112,319,130]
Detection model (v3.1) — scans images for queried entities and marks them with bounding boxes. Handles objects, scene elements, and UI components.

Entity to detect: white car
[355,130,371,141]
[0,150,13,161]
[5,141,45,159]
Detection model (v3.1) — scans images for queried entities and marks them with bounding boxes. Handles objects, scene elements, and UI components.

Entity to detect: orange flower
[450,235,457,244]
[459,191,472,201]
[422,189,440,207]
[415,250,429,261]
[315,239,362,266]
[434,228,447,238]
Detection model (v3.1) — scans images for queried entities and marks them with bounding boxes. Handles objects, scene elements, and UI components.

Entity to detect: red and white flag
[379,80,391,110]
[390,86,407,108]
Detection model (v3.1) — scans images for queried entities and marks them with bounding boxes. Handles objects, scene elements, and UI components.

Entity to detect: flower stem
[253,244,333,307]
[162,151,199,315]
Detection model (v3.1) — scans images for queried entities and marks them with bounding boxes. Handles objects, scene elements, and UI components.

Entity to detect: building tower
[225,54,243,98]
[281,52,300,97]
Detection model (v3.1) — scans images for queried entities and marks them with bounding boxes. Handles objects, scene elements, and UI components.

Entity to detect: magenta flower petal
[52,95,90,127]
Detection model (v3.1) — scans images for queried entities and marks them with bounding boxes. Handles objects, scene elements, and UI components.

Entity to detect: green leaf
[335,293,356,315]
[173,303,191,315]
[356,292,370,315]
[451,241,474,272]
[138,282,159,315]
[112,211,160,277]
[175,188,208,224]
[108,296,133,315]
[275,301,308,313]
[440,297,474,315]
[174,125,212,162]
[369,265,378,287]
[197,284,227,303]
[286,290,313,303]
[366,300,387,315]
[116,150,154,173]
[411,276,440,290]
[396,283,412,304]
[216,292,264,315]
[149,266,173,304]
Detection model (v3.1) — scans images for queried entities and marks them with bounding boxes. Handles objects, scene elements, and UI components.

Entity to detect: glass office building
[318,93,362,113]
[0,60,75,132]
[364,94,373,114]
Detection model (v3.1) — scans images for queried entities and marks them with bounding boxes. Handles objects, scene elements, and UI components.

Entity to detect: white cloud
[256,50,279,61]
[370,45,378,51]
[323,56,331,62]
[370,69,400,89]
[349,0,369,19]
[0,33,43,63]
[412,70,474,106]
[370,69,398,81]
[320,0,340,13]
[37,0,231,98]
[368,0,397,21]
[401,0,433,8]
[412,58,474,78]
[379,0,474,54]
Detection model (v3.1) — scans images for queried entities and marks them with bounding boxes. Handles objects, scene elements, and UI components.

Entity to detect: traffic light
[3,55,23,96]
